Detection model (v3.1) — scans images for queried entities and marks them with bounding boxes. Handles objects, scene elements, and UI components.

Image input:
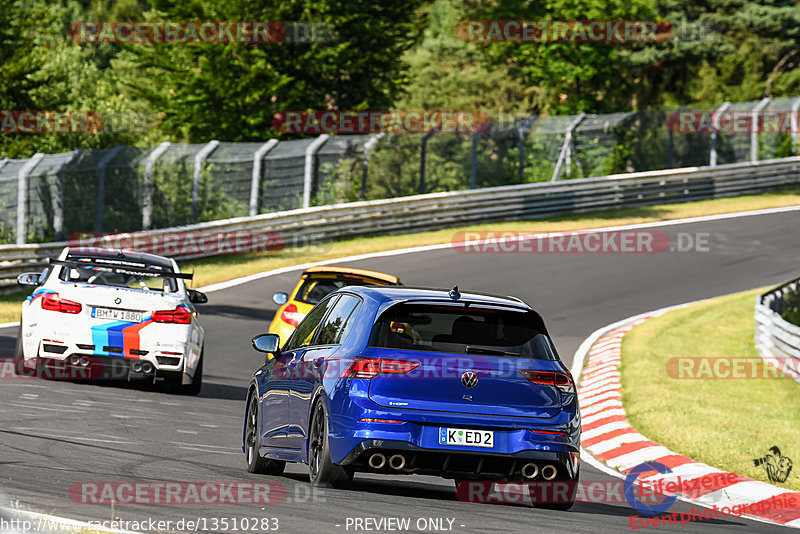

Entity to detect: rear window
[368,303,557,360]
[295,276,390,305]
[59,256,178,292]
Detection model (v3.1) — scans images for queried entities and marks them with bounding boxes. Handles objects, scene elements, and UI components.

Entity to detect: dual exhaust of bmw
[367,453,557,480]
[68,355,154,374]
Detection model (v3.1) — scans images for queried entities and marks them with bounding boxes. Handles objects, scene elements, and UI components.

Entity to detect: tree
[118,0,426,142]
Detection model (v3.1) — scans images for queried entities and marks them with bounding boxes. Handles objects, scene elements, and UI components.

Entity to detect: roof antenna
[449,285,460,300]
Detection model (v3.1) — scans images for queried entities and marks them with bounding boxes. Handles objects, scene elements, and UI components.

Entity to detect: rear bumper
[23,354,183,383]
[33,338,185,374]
[338,439,579,481]
[329,410,580,478]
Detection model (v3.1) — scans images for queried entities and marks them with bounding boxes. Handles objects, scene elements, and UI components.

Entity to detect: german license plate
[92,307,142,323]
[439,427,494,448]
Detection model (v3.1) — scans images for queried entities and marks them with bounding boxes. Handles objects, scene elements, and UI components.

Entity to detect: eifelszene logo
[624,462,676,515]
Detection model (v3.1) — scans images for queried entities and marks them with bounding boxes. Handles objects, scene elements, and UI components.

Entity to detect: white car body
[18,247,205,391]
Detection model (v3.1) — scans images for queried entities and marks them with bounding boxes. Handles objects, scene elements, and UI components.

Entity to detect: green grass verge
[621,289,800,491]
[1,187,799,325]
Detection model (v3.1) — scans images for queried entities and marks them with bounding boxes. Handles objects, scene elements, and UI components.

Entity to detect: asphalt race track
[1,209,798,533]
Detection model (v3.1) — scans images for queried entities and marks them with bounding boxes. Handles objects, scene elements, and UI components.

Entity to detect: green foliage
[116,0,425,143]
[780,290,800,327]
[1,0,800,241]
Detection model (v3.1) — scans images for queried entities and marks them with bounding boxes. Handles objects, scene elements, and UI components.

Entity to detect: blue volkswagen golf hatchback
[243,285,580,507]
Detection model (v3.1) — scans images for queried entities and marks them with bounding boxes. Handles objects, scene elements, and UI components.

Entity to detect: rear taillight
[520,370,575,393]
[41,293,82,314]
[281,303,304,327]
[152,306,191,324]
[341,358,420,379]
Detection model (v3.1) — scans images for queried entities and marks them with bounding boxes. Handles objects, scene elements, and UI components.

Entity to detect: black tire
[536,467,579,511]
[180,350,203,395]
[308,400,353,488]
[12,322,23,368]
[245,394,286,475]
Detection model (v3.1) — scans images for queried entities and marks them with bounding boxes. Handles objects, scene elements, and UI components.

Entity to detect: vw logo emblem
[114,297,121,304]
[461,371,478,388]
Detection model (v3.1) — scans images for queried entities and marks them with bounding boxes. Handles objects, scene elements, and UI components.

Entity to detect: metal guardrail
[1,156,799,294]
[755,277,800,384]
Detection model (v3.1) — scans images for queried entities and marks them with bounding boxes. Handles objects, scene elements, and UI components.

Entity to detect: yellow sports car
[268,266,401,344]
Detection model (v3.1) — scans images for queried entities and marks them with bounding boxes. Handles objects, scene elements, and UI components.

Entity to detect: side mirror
[252,333,281,355]
[17,272,42,287]
[273,292,289,305]
[188,289,208,304]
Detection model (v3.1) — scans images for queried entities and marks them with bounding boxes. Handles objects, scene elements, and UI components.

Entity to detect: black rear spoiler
[49,258,193,280]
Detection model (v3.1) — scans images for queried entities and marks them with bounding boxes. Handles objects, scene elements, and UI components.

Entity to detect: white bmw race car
[14,247,206,394]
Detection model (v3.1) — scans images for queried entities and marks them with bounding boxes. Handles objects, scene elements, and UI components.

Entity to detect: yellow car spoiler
[301,265,400,285]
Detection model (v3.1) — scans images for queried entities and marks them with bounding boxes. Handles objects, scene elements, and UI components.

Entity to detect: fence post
[361,133,384,200]
[16,153,44,245]
[52,149,79,241]
[470,131,480,189]
[551,112,585,181]
[303,134,329,209]
[791,98,800,155]
[709,102,730,167]
[192,140,219,223]
[142,142,171,230]
[419,128,439,195]
[250,139,279,216]
[96,146,123,232]
[668,106,686,168]
[750,98,771,162]
[517,115,537,182]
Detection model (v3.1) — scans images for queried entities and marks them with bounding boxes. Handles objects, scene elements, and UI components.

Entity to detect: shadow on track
[202,304,275,321]
[198,382,249,401]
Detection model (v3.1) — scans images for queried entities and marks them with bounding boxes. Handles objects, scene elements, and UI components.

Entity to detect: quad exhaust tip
[542,464,558,481]
[389,454,406,470]
[368,453,386,469]
[521,463,539,479]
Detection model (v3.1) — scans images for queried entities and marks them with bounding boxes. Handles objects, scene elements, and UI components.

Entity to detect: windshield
[296,277,388,305]
[368,303,557,360]
[60,264,178,292]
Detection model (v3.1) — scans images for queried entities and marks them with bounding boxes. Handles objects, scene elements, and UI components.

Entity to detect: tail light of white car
[152,306,192,324]
[41,293,82,314]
